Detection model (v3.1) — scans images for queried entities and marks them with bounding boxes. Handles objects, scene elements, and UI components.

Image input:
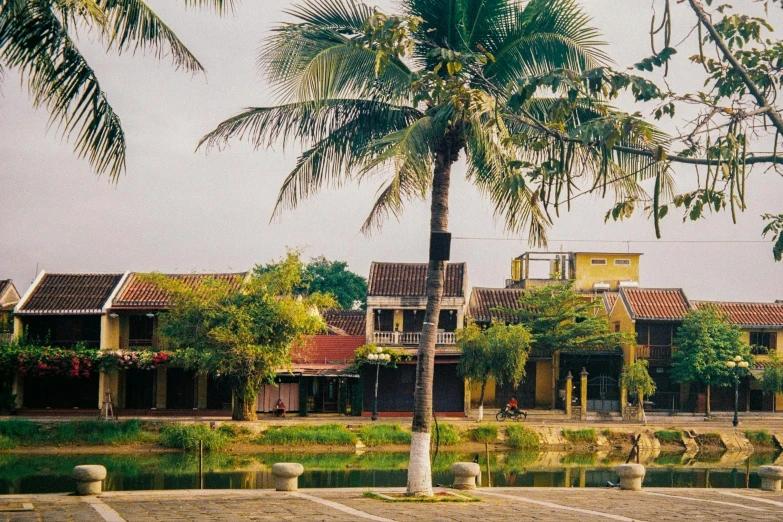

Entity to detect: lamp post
[367,346,391,421]
[726,355,750,427]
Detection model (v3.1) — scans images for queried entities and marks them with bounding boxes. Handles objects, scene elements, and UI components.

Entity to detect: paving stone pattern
[2,488,783,521]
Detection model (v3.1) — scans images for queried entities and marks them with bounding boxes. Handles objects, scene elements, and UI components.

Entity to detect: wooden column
[565,372,573,419]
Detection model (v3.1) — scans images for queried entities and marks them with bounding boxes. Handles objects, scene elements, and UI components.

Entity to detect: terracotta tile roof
[468,287,527,323]
[367,262,466,297]
[619,287,691,321]
[112,272,247,309]
[323,309,366,336]
[291,335,366,365]
[692,301,783,328]
[18,273,123,314]
[603,292,619,314]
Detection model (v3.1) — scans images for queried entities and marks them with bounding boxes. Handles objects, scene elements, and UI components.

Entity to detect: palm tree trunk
[407,132,460,497]
[478,379,487,422]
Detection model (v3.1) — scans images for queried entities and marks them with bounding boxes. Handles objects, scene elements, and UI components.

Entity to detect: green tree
[761,351,783,395]
[671,305,752,416]
[304,257,367,309]
[0,0,232,179]
[509,282,632,357]
[152,251,332,421]
[256,255,367,309]
[201,0,629,496]
[457,321,532,422]
[620,359,656,420]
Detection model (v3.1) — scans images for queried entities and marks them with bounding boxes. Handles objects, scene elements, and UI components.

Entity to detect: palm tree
[0,0,232,180]
[201,0,658,496]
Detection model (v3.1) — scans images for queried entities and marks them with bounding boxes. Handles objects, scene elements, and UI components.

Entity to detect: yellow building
[509,251,642,293]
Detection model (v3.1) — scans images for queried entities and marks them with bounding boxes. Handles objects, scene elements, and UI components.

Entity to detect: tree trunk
[706,384,711,417]
[231,378,258,421]
[407,131,460,497]
[477,379,487,422]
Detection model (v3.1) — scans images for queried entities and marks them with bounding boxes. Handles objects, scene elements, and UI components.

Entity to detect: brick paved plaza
[2,487,783,521]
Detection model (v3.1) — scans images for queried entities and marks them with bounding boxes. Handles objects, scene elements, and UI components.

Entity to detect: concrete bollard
[450,462,481,490]
[271,463,304,491]
[73,465,107,495]
[616,464,645,491]
[758,466,783,492]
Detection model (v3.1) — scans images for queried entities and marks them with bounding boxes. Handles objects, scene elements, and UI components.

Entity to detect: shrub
[469,425,498,443]
[257,424,357,446]
[745,429,775,447]
[654,429,683,445]
[217,424,251,438]
[695,432,723,447]
[360,424,411,446]
[159,424,229,452]
[435,424,460,446]
[507,425,539,450]
[0,434,16,450]
[0,419,41,442]
[562,428,597,444]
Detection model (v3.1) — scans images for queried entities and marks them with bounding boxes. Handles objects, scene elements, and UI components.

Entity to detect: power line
[452,236,769,244]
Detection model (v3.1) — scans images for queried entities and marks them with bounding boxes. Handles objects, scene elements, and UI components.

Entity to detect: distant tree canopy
[152,251,334,421]
[457,321,532,419]
[507,283,633,357]
[255,255,367,310]
[671,304,752,414]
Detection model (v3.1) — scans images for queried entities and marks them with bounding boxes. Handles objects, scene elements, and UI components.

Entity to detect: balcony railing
[120,336,167,350]
[636,344,675,360]
[372,331,456,346]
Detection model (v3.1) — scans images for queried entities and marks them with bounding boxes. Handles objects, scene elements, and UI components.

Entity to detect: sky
[1,0,782,302]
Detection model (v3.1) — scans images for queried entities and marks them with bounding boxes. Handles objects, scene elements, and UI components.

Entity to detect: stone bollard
[616,464,645,491]
[73,465,107,495]
[450,462,481,490]
[271,463,304,491]
[758,466,783,492]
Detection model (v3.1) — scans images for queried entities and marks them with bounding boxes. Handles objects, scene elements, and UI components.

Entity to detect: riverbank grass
[745,429,775,447]
[507,426,539,450]
[654,429,684,445]
[0,419,153,447]
[257,424,357,446]
[435,424,460,445]
[468,425,498,443]
[360,424,411,446]
[562,428,597,445]
[159,424,230,452]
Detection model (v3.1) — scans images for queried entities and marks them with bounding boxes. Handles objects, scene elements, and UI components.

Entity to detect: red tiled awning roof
[367,262,465,297]
[112,272,247,309]
[468,287,527,323]
[619,287,691,321]
[291,335,366,365]
[692,301,783,328]
[17,273,124,314]
[323,309,366,336]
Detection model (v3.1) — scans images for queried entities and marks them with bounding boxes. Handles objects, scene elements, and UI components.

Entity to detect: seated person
[273,399,286,418]
[506,396,519,413]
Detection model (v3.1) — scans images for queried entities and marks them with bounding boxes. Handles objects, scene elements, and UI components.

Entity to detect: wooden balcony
[636,344,676,360]
[372,331,456,346]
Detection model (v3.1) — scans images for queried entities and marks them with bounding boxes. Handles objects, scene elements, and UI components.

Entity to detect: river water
[0,450,779,494]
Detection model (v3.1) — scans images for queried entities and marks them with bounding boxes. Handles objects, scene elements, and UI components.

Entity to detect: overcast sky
[1,0,782,302]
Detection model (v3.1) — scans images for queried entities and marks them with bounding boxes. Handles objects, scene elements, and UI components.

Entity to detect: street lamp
[726,355,750,427]
[367,346,391,421]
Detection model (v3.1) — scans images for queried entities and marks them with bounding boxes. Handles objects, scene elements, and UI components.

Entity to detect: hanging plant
[96,350,173,372]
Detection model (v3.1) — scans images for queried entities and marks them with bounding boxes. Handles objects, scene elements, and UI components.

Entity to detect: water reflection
[0,449,779,494]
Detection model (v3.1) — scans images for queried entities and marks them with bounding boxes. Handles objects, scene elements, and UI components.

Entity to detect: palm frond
[102,0,205,73]
[486,0,608,86]
[199,98,421,152]
[403,0,466,50]
[285,0,374,30]
[260,4,411,103]
[180,0,236,14]
[1,1,125,179]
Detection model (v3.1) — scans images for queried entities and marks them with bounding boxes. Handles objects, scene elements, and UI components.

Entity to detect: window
[636,322,650,345]
[750,331,777,354]
[590,258,607,265]
[649,324,673,346]
[614,259,631,266]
